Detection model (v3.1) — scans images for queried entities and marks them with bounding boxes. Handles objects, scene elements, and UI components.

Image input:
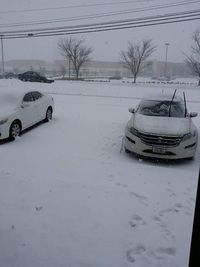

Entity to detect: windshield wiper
[169,89,177,117]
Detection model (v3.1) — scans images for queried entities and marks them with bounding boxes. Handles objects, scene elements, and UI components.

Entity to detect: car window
[23,92,34,102]
[137,100,186,118]
[32,91,43,100]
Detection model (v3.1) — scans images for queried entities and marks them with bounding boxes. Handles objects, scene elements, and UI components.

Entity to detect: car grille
[139,132,182,147]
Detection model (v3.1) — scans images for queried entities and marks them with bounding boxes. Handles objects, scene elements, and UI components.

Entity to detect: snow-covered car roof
[0,88,39,105]
[142,93,183,102]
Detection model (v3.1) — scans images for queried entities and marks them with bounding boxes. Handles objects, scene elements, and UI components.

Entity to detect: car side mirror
[129,108,135,114]
[190,112,198,118]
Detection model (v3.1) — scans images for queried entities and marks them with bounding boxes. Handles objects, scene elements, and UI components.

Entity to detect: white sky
[0,0,200,63]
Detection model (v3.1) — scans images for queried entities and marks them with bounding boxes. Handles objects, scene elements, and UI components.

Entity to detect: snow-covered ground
[0,79,200,267]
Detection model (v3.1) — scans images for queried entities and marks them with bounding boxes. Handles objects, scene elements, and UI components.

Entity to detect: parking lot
[0,79,200,267]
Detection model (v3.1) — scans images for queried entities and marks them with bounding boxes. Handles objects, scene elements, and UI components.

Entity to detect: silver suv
[124,92,198,159]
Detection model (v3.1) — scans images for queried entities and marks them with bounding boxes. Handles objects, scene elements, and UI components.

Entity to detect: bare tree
[185,29,200,86]
[58,37,93,79]
[121,39,156,83]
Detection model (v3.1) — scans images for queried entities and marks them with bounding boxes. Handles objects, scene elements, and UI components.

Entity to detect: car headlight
[0,118,8,125]
[182,130,197,141]
[127,124,140,137]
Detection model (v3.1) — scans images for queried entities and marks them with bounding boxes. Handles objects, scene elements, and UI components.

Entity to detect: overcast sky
[0,0,199,63]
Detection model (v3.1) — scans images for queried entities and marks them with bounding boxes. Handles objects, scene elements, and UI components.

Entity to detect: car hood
[133,113,191,136]
[0,104,17,118]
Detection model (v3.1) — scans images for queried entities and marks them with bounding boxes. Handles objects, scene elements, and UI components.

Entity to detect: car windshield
[137,99,186,117]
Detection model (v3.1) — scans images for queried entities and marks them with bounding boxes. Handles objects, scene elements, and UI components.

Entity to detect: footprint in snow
[156,247,176,256]
[0,170,13,179]
[159,203,183,216]
[35,206,43,211]
[126,245,175,264]
[126,245,146,263]
[130,191,148,206]
[116,182,128,188]
[149,246,176,261]
[152,214,175,240]
[129,214,146,229]
[166,188,176,197]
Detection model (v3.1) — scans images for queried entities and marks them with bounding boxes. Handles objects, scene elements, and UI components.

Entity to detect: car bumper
[0,123,10,140]
[124,128,198,159]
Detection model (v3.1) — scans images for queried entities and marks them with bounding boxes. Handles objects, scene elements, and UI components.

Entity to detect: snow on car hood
[0,104,17,118]
[133,113,191,136]
[0,91,21,118]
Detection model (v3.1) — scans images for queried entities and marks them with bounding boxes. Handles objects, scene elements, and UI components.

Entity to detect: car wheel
[9,121,21,140]
[45,108,53,122]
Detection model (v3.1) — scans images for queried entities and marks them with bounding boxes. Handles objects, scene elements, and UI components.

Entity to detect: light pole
[164,42,170,79]
[68,55,72,79]
[68,57,71,79]
[1,35,5,75]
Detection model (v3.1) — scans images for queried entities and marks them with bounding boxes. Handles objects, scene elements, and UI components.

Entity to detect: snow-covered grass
[0,79,200,267]
[82,76,199,86]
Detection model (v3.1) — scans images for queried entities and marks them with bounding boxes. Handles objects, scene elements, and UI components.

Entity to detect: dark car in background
[18,71,54,83]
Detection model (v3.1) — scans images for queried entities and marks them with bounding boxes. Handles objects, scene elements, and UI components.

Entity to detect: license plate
[152,146,166,154]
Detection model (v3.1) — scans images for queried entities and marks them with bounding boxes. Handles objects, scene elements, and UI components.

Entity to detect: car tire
[45,107,53,122]
[9,121,21,141]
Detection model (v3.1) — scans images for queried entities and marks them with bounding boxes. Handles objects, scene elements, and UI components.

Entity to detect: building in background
[0,59,194,79]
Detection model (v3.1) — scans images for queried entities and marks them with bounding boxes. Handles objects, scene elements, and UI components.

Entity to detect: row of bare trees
[58,29,200,85]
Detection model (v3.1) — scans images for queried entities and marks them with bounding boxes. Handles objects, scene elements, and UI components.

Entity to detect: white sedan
[124,93,198,159]
[0,89,54,140]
